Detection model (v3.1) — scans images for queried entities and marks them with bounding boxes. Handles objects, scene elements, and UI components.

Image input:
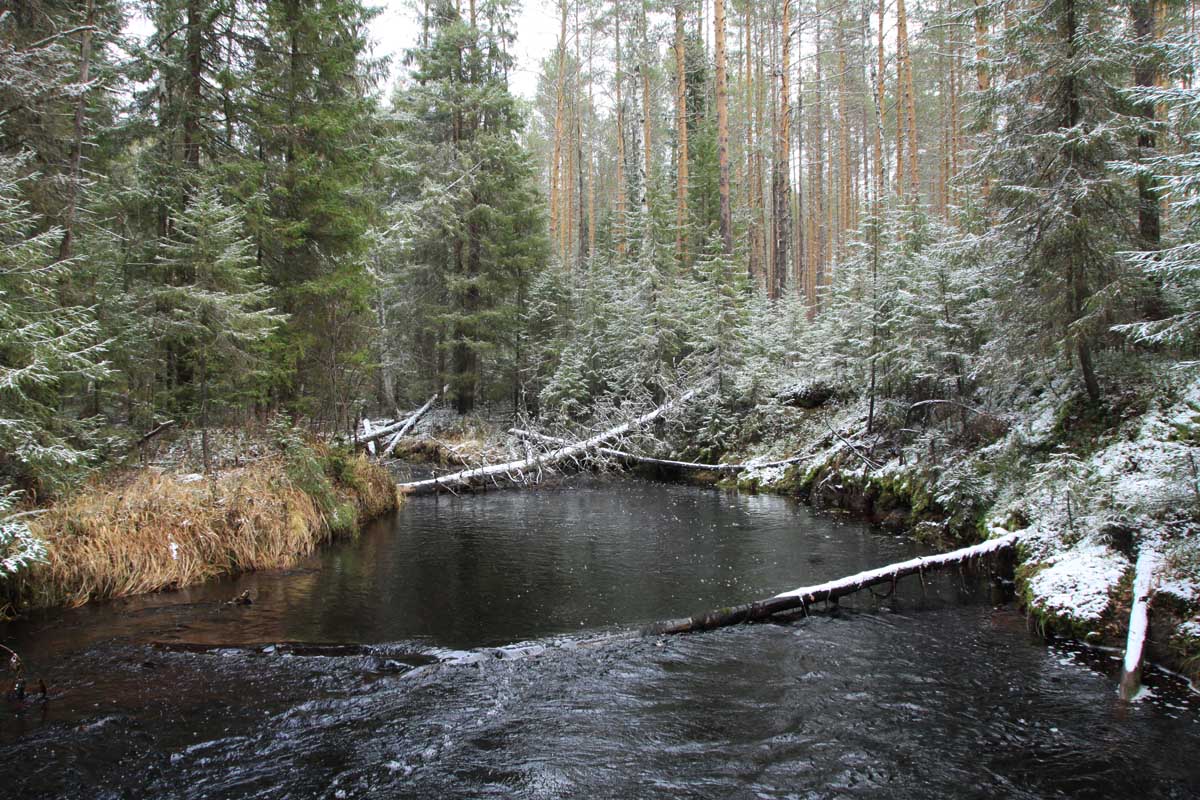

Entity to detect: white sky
[125,0,560,101]
[368,0,559,100]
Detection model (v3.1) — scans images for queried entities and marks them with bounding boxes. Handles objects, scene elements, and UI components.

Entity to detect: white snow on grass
[740,462,790,487]
[1024,399,1060,446]
[1158,578,1200,603]
[1027,539,1129,623]
[1089,408,1198,517]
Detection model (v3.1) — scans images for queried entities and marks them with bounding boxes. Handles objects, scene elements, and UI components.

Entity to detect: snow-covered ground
[724,375,1200,668]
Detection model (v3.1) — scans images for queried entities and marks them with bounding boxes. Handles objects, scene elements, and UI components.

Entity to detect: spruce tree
[152,187,283,471]
[244,0,382,428]
[978,0,1142,401]
[387,0,547,413]
[0,149,108,492]
[1114,32,1200,361]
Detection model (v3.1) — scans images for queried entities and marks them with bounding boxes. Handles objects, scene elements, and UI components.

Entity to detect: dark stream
[1,478,1197,798]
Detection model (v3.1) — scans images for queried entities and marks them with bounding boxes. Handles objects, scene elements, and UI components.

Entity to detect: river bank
[1,433,398,615]
[694,376,1200,684]
[345,380,1200,683]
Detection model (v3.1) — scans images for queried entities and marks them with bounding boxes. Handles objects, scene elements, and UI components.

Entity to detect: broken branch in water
[1118,547,1161,702]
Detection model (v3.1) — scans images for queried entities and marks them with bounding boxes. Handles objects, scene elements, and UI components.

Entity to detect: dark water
[1,479,1197,798]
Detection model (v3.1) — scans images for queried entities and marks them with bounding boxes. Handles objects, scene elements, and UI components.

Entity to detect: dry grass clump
[17,449,398,609]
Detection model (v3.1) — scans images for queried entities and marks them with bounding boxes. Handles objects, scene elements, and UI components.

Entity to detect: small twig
[4,509,47,521]
[908,399,991,417]
[828,427,881,471]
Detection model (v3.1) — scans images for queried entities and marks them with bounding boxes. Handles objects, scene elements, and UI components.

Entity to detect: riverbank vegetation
[1,0,1199,677]
[3,434,396,614]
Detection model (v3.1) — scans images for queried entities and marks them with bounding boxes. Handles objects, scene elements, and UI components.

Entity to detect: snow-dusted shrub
[0,488,46,580]
[1028,448,1097,536]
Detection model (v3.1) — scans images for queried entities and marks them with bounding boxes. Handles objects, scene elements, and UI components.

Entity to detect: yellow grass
[19,451,398,609]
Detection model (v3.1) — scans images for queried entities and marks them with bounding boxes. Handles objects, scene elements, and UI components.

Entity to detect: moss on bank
[5,443,398,612]
[697,379,1200,681]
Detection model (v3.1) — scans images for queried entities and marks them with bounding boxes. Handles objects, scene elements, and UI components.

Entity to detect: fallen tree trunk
[509,429,742,472]
[380,392,439,458]
[508,428,834,475]
[1118,547,1161,702]
[129,419,175,453]
[398,391,697,495]
[355,417,404,450]
[362,417,377,455]
[356,391,440,452]
[639,531,1025,636]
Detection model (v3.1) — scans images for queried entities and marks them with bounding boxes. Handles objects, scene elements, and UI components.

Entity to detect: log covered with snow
[509,429,829,475]
[380,391,440,457]
[356,391,441,452]
[1118,547,1161,702]
[509,429,742,472]
[362,417,377,455]
[397,391,697,495]
[639,532,1025,636]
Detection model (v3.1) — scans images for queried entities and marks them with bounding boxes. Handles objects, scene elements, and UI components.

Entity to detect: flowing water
[1,478,1197,798]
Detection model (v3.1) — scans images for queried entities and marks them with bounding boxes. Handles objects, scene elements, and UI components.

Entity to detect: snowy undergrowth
[723,371,1200,663]
[998,378,1200,644]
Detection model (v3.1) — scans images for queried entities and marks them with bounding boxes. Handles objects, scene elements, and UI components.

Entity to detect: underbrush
[694,366,1200,677]
[3,439,397,612]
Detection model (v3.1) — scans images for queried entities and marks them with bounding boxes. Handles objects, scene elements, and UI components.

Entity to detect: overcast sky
[125,0,559,101]
[369,0,559,100]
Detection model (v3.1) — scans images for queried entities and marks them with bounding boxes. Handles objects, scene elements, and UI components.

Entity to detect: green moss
[327,501,359,537]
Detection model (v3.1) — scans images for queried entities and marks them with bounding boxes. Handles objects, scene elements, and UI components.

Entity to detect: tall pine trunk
[674,0,689,263]
[771,0,791,298]
[715,0,733,254]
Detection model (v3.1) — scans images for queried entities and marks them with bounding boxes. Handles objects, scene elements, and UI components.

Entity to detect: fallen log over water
[639,532,1025,636]
[508,428,835,475]
[1118,548,1161,702]
[509,429,742,472]
[397,391,697,495]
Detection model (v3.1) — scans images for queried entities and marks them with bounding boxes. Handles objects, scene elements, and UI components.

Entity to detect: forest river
[1,478,1198,798]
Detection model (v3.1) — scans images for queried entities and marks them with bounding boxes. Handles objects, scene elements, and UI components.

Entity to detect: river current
[1,478,1197,798]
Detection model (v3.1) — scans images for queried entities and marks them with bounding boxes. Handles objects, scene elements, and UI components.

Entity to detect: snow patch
[739,458,793,488]
[1158,578,1199,603]
[1027,540,1129,623]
